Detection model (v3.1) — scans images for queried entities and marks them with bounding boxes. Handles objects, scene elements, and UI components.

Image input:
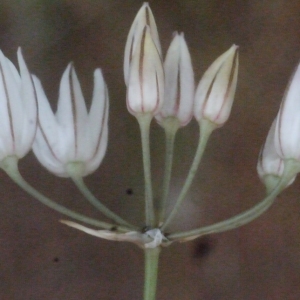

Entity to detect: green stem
[161,120,215,230]
[158,118,179,224]
[1,156,130,233]
[137,113,155,227]
[68,163,138,230]
[168,159,300,241]
[143,247,161,300]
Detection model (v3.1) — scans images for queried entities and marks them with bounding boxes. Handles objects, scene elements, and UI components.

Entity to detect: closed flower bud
[33,64,109,177]
[275,62,300,160]
[194,45,239,126]
[257,119,295,192]
[126,25,164,116]
[124,2,161,85]
[0,48,37,161]
[155,32,194,127]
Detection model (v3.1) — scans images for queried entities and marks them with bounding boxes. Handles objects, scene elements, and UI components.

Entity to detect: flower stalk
[144,247,161,300]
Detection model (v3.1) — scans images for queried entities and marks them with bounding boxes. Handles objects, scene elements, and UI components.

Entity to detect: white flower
[126,25,164,116]
[155,32,194,127]
[275,62,300,160]
[0,48,37,161]
[33,64,109,177]
[124,2,161,85]
[194,45,239,126]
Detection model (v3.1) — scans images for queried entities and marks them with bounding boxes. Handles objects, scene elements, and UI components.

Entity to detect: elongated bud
[155,32,194,127]
[194,45,239,126]
[124,2,161,85]
[257,118,295,192]
[126,25,164,116]
[275,62,300,160]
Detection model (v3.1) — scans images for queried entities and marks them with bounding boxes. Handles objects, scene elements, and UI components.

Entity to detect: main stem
[143,247,161,300]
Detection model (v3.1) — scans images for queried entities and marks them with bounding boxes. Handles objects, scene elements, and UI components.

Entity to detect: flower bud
[155,32,194,127]
[126,25,164,116]
[124,2,161,85]
[194,45,239,126]
[257,118,295,192]
[275,62,300,160]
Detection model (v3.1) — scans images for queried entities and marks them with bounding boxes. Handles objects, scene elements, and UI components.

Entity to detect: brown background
[0,0,300,299]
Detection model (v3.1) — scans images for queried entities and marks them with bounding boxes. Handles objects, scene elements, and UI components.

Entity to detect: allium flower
[194,45,239,126]
[155,32,194,127]
[0,48,37,161]
[126,25,164,116]
[33,64,109,177]
[124,2,161,85]
[275,62,300,160]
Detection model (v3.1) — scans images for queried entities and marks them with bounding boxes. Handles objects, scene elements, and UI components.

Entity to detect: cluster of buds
[124,2,239,131]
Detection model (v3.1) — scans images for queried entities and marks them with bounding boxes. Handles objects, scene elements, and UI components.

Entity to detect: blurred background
[0,0,300,299]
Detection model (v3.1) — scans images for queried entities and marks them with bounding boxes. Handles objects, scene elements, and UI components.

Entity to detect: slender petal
[124,2,161,85]
[126,25,164,116]
[156,32,194,126]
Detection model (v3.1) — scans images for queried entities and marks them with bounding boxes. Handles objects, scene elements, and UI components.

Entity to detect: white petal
[17,48,38,157]
[56,64,88,162]
[275,63,300,160]
[124,2,161,85]
[257,119,284,178]
[84,69,109,175]
[32,76,67,176]
[127,26,164,115]
[156,32,194,126]
[0,50,22,157]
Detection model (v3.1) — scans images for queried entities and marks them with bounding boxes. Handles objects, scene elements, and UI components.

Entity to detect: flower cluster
[0,1,298,251]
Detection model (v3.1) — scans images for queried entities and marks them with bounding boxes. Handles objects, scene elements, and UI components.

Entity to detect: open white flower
[0,48,37,161]
[155,32,194,127]
[194,45,239,126]
[33,64,109,177]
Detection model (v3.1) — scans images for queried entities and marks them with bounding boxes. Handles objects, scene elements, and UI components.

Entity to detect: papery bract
[155,32,194,127]
[126,25,164,116]
[194,45,239,126]
[33,64,109,177]
[124,2,161,85]
[0,48,37,161]
[275,62,300,160]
